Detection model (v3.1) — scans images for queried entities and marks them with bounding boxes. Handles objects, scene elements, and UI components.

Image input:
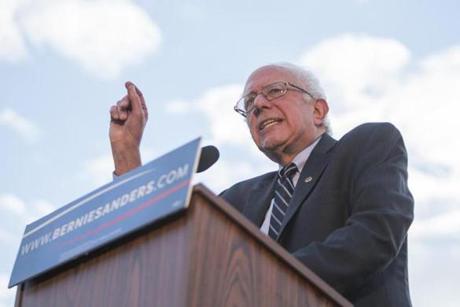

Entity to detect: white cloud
[0,228,15,244]
[0,194,26,215]
[0,108,41,142]
[28,199,56,220]
[0,193,56,224]
[1,0,161,79]
[0,0,28,62]
[409,242,460,307]
[83,154,114,186]
[410,208,460,239]
[421,45,460,73]
[193,85,251,146]
[166,84,258,149]
[0,274,13,300]
[300,33,410,113]
[165,99,193,114]
[0,273,15,307]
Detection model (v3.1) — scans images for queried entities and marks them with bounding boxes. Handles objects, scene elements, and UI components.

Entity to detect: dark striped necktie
[268,163,298,240]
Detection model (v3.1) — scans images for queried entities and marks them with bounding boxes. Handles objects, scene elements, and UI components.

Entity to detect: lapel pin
[304,176,313,183]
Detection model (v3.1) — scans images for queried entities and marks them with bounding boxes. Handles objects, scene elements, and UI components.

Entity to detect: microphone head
[197,145,220,173]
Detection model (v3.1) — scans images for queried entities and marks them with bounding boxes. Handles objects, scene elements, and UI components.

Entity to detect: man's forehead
[243,66,296,94]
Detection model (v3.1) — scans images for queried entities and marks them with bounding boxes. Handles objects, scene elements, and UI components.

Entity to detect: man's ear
[313,99,329,126]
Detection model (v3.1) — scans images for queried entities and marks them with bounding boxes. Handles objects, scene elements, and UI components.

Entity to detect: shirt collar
[280,134,323,173]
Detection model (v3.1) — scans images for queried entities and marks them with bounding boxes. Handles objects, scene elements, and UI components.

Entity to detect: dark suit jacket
[220,122,414,307]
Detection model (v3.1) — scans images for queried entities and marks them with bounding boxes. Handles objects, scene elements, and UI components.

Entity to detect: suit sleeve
[292,124,414,295]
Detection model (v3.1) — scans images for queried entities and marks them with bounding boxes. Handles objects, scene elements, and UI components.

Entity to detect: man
[109,63,414,306]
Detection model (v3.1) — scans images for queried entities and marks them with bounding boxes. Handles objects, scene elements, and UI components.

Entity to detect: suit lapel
[278,134,337,238]
[242,172,277,227]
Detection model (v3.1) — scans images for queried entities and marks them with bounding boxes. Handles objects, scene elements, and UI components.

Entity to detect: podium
[14,184,352,307]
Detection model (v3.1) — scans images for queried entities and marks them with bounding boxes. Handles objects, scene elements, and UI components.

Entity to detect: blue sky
[1,0,459,306]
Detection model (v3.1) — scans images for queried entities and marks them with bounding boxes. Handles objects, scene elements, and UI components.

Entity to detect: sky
[1,0,459,306]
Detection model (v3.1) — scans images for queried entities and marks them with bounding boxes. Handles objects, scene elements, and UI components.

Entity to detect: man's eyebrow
[242,88,256,96]
[245,91,257,96]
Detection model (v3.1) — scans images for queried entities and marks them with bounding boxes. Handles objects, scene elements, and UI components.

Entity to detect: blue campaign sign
[9,138,202,287]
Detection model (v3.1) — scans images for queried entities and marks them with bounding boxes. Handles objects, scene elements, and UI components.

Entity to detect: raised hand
[109,81,148,175]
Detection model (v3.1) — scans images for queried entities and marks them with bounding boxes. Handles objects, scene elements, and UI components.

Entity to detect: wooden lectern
[14,184,352,307]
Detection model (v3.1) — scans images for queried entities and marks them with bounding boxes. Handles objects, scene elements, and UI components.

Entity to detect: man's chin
[257,140,285,163]
[259,139,281,152]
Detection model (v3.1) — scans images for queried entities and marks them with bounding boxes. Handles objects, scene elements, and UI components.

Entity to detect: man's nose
[252,93,271,114]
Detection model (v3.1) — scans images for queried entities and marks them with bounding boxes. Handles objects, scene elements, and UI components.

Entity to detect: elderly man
[109,63,414,307]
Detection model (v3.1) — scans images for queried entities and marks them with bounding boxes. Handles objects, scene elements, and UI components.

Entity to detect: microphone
[197,145,220,173]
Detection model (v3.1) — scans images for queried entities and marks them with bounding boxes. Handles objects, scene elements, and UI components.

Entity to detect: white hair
[270,62,331,133]
[271,62,327,100]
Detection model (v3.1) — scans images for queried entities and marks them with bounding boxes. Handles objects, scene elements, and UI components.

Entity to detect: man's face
[243,66,326,164]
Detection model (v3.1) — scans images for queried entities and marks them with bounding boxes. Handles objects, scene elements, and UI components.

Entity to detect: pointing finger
[125,81,143,115]
[135,86,148,120]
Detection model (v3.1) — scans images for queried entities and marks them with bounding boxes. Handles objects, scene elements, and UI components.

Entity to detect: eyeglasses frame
[234,81,315,117]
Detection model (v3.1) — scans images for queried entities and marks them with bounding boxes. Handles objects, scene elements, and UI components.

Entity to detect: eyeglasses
[234,81,315,117]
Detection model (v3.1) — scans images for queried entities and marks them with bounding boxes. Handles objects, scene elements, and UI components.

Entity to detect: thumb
[125,81,143,115]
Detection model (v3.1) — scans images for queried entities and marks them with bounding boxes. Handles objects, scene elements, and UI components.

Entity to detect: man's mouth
[259,118,282,131]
